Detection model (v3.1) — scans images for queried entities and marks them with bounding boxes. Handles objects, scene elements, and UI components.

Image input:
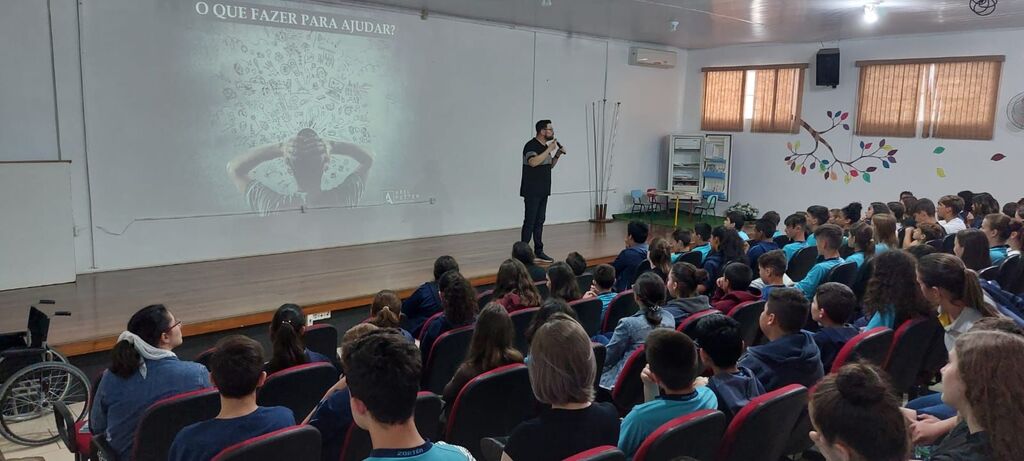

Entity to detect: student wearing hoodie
[663,262,712,326]
[738,287,824,391]
[809,283,859,373]
[795,224,845,301]
[745,218,780,268]
[691,315,765,422]
[711,263,760,314]
[612,221,650,292]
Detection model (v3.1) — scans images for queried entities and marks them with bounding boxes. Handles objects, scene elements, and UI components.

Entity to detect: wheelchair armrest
[91,434,119,461]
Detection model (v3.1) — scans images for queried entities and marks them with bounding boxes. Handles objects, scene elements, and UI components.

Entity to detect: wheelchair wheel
[0,361,90,446]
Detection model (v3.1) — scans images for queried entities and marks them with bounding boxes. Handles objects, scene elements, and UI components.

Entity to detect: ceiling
[322,0,1024,49]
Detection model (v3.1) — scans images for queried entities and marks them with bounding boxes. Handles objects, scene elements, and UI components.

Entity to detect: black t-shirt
[931,420,992,461]
[504,402,620,461]
[521,138,553,197]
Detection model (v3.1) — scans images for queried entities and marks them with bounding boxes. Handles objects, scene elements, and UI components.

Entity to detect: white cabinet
[665,134,732,201]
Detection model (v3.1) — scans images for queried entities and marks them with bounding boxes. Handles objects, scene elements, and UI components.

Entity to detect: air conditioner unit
[629,47,677,69]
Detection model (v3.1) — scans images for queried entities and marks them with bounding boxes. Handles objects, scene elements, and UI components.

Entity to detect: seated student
[512,241,547,282]
[711,263,759,314]
[955,229,992,272]
[804,206,830,248]
[828,208,843,226]
[600,273,674,389]
[1009,221,1023,257]
[782,213,809,261]
[670,228,693,262]
[420,271,478,367]
[402,255,459,337]
[503,315,620,461]
[305,323,379,461]
[969,192,999,229]
[566,251,588,277]
[762,210,785,238]
[795,224,846,301]
[938,195,968,235]
[724,210,750,241]
[636,237,672,284]
[442,304,524,418]
[618,330,717,458]
[865,202,891,222]
[910,222,945,246]
[836,202,862,231]
[346,330,474,461]
[702,227,748,295]
[264,304,333,375]
[844,221,875,268]
[691,315,765,422]
[370,290,414,342]
[612,221,650,292]
[809,363,909,461]
[524,298,580,350]
[547,261,582,302]
[492,258,544,313]
[756,250,788,301]
[745,218,781,267]
[583,264,617,315]
[861,250,933,330]
[689,223,713,264]
[1003,201,1019,219]
[169,336,293,461]
[663,262,711,325]
[918,253,1001,350]
[810,283,859,372]
[902,198,946,248]
[871,213,900,253]
[738,288,824,391]
[886,201,906,231]
[957,190,975,222]
[982,213,1011,265]
[90,305,211,461]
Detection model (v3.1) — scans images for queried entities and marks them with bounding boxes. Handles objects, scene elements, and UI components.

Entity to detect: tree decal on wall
[783,110,898,184]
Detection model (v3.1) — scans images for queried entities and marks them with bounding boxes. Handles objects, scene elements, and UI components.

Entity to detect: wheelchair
[0,301,90,446]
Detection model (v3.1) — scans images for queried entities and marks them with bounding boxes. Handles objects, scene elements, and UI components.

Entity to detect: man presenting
[521,119,565,263]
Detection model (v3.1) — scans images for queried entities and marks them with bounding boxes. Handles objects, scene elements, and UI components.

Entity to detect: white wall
[0,0,684,273]
[682,28,1024,218]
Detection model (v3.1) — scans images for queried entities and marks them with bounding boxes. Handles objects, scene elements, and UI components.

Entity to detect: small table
[651,191,700,227]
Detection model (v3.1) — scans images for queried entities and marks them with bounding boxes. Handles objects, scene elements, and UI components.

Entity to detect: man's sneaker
[535,251,555,263]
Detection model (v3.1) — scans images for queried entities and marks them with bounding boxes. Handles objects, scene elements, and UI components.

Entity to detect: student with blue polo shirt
[169,336,293,461]
[618,329,717,458]
[669,228,693,262]
[402,255,460,337]
[983,213,1011,265]
[348,330,474,461]
[738,288,824,391]
[782,213,808,262]
[844,221,874,269]
[724,211,750,241]
[761,211,785,239]
[689,223,713,264]
[795,224,845,301]
[803,205,830,248]
[746,218,780,267]
[612,221,650,292]
[583,264,618,315]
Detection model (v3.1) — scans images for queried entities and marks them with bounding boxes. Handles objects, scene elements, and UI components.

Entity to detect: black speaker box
[816,48,840,88]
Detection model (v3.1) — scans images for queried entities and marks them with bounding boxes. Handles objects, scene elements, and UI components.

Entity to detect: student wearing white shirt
[938,195,967,235]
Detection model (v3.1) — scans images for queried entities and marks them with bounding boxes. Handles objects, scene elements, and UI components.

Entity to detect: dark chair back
[132,388,221,461]
[634,409,727,461]
[302,323,338,365]
[997,254,1024,294]
[510,307,540,353]
[850,258,875,303]
[570,298,604,337]
[612,346,647,416]
[422,325,475,394]
[417,311,445,342]
[592,343,606,393]
[445,364,536,460]
[926,239,943,250]
[536,281,550,299]
[897,228,906,248]
[577,273,595,294]
[477,289,495,306]
[837,244,855,259]
[786,246,818,282]
[728,300,766,347]
[716,385,808,461]
[53,401,89,461]
[211,425,320,461]
[830,327,894,373]
[564,446,627,461]
[257,363,337,423]
[979,265,1000,280]
[772,235,791,247]
[825,261,859,287]
[884,317,944,394]
[193,347,216,368]
[942,233,956,253]
[339,392,443,461]
[675,310,722,337]
[601,290,638,333]
[677,251,703,266]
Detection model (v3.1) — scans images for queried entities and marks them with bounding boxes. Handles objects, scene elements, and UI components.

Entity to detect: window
[701,64,807,133]
[700,70,746,132]
[855,56,1004,140]
[751,67,805,133]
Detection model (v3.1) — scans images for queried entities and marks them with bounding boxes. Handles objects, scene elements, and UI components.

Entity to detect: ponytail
[110,341,143,379]
[963,269,1000,318]
[669,262,708,298]
[373,306,402,329]
[371,290,403,329]
[634,272,667,326]
[109,304,170,378]
[919,254,999,318]
[268,304,308,373]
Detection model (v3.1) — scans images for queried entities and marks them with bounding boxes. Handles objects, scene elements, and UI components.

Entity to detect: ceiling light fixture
[541,0,552,7]
[863,3,879,24]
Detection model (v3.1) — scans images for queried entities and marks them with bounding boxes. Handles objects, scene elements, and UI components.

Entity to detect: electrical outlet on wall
[307,311,331,325]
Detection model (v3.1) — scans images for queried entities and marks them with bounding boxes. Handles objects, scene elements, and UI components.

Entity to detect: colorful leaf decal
[823,172,830,180]
[934,147,945,154]
[882,160,890,169]
[936,168,946,178]
[840,112,849,121]
[991,153,1006,161]
[784,156,791,161]
[827,111,833,118]
[865,143,873,150]
[842,124,850,130]
[879,139,886,147]
[800,166,807,175]
[790,162,796,171]
[809,162,816,170]
[794,141,801,150]
[830,171,838,181]
[821,159,830,165]
[888,157,897,164]
[888,149,898,156]
[820,163,827,171]
[850,170,859,177]
[863,173,871,183]
[883,145,894,151]
[844,174,851,184]
[787,142,793,151]
[866,166,877,172]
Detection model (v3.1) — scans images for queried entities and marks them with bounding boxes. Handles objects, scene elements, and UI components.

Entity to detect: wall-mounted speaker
[816,48,840,88]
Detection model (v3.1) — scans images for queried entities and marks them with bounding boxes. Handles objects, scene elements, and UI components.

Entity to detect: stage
[0,221,643,357]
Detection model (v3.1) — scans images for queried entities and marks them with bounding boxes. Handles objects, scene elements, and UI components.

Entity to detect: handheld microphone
[556,141,566,155]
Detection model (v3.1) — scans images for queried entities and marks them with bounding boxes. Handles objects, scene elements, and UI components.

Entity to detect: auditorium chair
[536,280,550,299]
[577,272,594,295]
[884,317,944,395]
[786,246,818,282]
[421,324,475,394]
[89,388,221,461]
[563,446,627,461]
[676,250,703,267]
[850,258,875,302]
[926,238,944,251]
[675,309,721,337]
[829,327,893,373]
[592,343,606,395]
[338,392,443,461]
[633,409,726,461]
[477,289,495,306]
[570,298,603,337]
[444,364,536,460]
[716,384,808,461]
[53,401,90,461]
[728,300,765,347]
[897,228,906,248]
[772,234,791,248]
[997,254,1024,294]
[611,346,647,416]
[302,323,339,366]
[193,346,216,367]
[601,290,638,333]
[257,362,337,423]
[417,311,444,342]
[211,425,321,461]
[837,243,855,259]
[979,265,999,280]
[510,307,540,353]
[942,233,956,254]
[824,261,858,288]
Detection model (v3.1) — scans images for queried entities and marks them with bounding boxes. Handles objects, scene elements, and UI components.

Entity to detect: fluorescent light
[541,0,552,6]
[864,4,879,23]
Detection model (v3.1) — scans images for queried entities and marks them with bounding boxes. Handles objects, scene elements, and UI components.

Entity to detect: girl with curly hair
[862,250,933,329]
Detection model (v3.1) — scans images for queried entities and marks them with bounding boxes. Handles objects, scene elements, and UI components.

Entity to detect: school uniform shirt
[612,244,649,292]
[795,257,845,300]
[308,387,354,461]
[617,388,718,458]
[930,420,992,461]
[738,331,824,391]
[773,230,785,238]
[402,281,443,338]
[782,241,807,262]
[663,296,711,325]
[875,243,892,254]
[760,284,786,301]
[690,243,712,264]
[707,367,765,422]
[845,251,866,268]
[944,307,984,350]
[746,241,780,268]
[168,406,294,461]
[504,402,620,461]
[737,230,750,241]
[940,217,967,235]
[805,233,817,248]
[813,326,859,372]
[366,441,475,461]
[865,309,896,330]
[989,245,1009,265]
[596,291,617,316]
[526,263,547,282]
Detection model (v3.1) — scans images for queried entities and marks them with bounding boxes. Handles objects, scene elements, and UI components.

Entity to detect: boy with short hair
[691,315,765,422]
[346,330,473,461]
[711,263,759,314]
[746,218,780,266]
[566,251,588,276]
[690,223,713,264]
[724,211,750,241]
[795,224,845,300]
[782,213,808,261]
[937,195,967,235]
[810,283,859,373]
[903,199,945,248]
[670,228,693,262]
[757,250,788,301]
[804,206,829,248]
[169,336,294,461]
[612,221,650,292]
[618,329,717,458]
[585,264,618,315]
[761,211,784,239]
[738,288,824,391]
[983,213,1012,264]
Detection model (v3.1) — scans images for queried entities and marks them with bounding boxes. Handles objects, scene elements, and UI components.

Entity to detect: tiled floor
[0,438,73,461]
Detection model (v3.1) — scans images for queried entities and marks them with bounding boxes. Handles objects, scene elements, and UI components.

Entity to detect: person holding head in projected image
[228,128,374,216]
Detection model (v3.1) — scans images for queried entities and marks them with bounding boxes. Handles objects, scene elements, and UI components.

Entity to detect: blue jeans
[906,393,956,419]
